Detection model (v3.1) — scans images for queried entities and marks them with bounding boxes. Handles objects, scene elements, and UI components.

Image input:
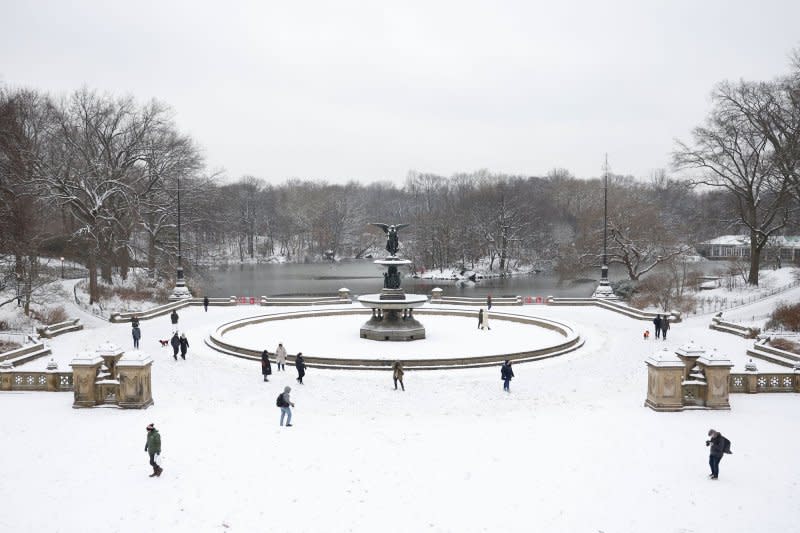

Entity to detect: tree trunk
[748,232,761,286]
[88,251,99,304]
[119,247,130,281]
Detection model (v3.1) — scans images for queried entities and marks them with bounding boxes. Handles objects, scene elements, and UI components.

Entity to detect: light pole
[170,174,192,300]
[593,154,617,299]
[60,257,65,279]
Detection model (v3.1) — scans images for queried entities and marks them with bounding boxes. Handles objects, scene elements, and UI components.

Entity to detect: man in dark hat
[144,423,163,477]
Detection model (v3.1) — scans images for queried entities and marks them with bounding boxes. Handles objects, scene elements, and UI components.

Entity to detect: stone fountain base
[358,291,427,341]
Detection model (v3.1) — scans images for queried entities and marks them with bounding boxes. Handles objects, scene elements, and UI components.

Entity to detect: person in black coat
[170,310,179,326]
[132,325,141,349]
[706,429,732,479]
[501,360,514,392]
[179,333,189,360]
[653,315,662,339]
[131,315,140,328]
[261,350,272,382]
[295,352,306,384]
[203,296,209,312]
[477,309,484,329]
[170,332,180,360]
[661,316,670,340]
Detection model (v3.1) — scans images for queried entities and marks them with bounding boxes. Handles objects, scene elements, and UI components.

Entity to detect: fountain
[358,223,427,341]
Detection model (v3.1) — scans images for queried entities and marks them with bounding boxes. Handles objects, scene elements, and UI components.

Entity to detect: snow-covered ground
[1,293,799,532]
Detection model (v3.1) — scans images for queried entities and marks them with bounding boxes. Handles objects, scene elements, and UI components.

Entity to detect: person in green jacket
[145,423,163,477]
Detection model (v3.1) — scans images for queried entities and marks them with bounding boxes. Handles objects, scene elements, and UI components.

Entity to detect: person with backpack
[501,360,514,392]
[392,361,405,391]
[653,314,662,339]
[261,350,272,382]
[277,386,295,426]
[705,429,732,479]
[295,352,306,384]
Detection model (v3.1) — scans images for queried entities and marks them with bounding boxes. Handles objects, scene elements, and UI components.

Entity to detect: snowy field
[1,295,799,532]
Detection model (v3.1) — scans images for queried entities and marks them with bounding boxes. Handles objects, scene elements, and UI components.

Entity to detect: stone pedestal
[645,349,685,411]
[70,353,103,408]
[117,352,154,409]
[338,287,350,300]
[0,363,13,391]
[699,353,734,409]
[675,341,706,380]
[431,288,443,302]
[95,342,124,379]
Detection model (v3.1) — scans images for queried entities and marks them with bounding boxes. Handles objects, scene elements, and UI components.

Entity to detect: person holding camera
[705,429,732,479]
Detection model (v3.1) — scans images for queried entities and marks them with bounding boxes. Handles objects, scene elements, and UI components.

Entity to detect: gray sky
[2,0,799,183]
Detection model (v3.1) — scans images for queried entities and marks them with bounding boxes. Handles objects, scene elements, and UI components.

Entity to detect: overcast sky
[2,0,799,184]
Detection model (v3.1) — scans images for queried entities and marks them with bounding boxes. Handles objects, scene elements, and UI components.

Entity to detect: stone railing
[746,340,800,368]
[261,295,352,306]
[110,296,237,323]
[0,342,52,367]
[729,372,799,393]
[429,289,521,306]
[548,297,682,323]
[36,318,82,338]
[0,369,73,391]
[709,316,761,338]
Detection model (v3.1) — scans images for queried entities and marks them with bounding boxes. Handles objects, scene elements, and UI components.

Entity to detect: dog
[159,339,170,347]
[643,330,650,340]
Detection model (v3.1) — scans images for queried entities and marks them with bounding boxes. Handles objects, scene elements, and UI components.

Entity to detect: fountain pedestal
[358,257,427,341]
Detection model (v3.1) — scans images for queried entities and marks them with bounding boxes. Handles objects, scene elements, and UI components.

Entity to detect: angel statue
[370,223,409,257]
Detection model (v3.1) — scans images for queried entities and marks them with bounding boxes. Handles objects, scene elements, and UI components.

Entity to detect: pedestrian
[276,343,287,371]
[277,386,295,426]
[170,309,179,327]
[392,361,405,391]
[179,333,189,360]
[203,296,209,312]
[479,308,491,330]
[295,352,306,384]
[487,294,492,310]
[131,315,140,328]
[705,429,732,479]
[501,360,514,392]
[144,423,163,477]
[261,350,272,382]
[653,314,662,339]
[170,332,180,360]
[132,325,141,349]
[661,315,670,340]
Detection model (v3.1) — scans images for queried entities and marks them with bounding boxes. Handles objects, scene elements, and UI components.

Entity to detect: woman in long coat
[261,350,272,382]
[392,361,405,391]
[295,352,306,384]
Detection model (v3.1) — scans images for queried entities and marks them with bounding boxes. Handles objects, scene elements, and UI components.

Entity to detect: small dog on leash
[158,339,170,347]
[643,330,650,340]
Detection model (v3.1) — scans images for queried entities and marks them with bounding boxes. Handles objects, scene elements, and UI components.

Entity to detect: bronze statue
[371,223,409,257]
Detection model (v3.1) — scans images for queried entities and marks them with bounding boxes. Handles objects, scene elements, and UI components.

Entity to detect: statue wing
[370,223,390,234]
[394,224,410,231]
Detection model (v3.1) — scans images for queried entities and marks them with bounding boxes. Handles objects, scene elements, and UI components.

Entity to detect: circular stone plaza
[2,285,799,533]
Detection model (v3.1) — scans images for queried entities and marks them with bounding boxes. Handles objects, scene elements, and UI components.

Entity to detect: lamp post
[60,257,65,279]
[593,154,617,299]
[170,174,192,300]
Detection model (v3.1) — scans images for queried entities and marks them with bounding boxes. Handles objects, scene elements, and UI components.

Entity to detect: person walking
[203,296,209,312]
[144,423,162,477]
[501,360,514,392]
[392,361,405,391]
[661,315,670,340]
[131,315,140,328]
[277,386,295,426]
[479,308,491,330]
[170,332,180,360]
[276,343,287,371]
[653,314,662,339]
[132,325,141,349]
[170,310,179,328]
[706,429,732,479]
[295,352,306,384]
[179,333,189,360]
[261,350,272,382]
[486,294,492,310]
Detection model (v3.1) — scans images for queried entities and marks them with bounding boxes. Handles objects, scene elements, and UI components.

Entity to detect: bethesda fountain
[358,223,427,341]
